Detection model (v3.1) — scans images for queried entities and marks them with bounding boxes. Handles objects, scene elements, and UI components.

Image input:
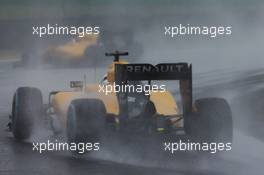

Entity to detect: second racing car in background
[14,30,143,68]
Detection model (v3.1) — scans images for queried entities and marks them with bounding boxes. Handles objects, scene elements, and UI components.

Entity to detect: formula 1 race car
[8,51,233,150]
[14,30,143,68]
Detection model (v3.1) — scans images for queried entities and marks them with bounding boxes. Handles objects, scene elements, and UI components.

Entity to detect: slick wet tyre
[12,87,43,140]
[66,99,106,146]
[188,98,233,143]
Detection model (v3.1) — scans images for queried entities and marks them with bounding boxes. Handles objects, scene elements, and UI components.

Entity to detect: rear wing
[115,63,193,118]
[115,63,192,81]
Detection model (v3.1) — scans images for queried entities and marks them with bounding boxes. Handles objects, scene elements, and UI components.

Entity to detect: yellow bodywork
[150,91,179,115]
[51,84,180,128]
[44,34,98,61]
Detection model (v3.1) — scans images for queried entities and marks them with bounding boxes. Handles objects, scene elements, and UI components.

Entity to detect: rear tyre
[187,98,233,143]
[66,99,106,153]
[11,87,43,140]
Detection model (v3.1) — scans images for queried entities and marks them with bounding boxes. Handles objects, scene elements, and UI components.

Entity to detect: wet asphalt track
[0,64,264,175]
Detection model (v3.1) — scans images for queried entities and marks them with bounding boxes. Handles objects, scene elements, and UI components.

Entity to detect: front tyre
[11,87,43,140]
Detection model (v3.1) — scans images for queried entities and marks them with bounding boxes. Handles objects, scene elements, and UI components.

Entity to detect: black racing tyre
[187,98,233,143]
[11,87,43,140]
[66,99,106,146]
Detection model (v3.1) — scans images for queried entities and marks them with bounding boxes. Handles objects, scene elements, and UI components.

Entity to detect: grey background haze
[0,0,263,73]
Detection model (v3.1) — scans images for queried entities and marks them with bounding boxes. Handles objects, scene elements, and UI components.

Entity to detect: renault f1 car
[9,51,233,149]
[14,30,143,68]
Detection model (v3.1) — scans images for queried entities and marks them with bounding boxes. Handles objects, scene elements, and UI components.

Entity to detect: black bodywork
[106,51,193,134]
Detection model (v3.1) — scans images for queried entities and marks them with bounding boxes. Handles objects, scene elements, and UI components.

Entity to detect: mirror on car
[70,81,83,88]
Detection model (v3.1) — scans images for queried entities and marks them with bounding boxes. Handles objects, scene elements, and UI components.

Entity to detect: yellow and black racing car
[8,51,233,151]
